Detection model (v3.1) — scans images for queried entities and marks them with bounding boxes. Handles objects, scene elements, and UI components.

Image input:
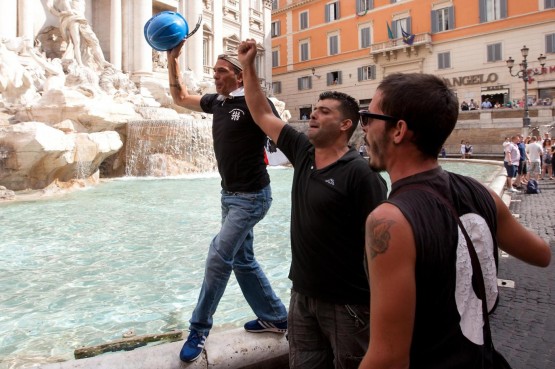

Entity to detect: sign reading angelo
[443,73,498,87]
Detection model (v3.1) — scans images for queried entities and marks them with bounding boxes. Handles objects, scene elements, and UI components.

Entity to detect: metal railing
[370,32,432,54]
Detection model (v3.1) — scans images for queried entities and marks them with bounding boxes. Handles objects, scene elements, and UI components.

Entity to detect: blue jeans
[189,184,287,336]
[288,290,369,369]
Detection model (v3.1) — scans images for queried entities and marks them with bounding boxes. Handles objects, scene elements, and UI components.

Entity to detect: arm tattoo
[366,217,396,259]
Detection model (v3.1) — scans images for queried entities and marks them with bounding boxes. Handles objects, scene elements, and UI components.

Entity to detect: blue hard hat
[144,11,189,51]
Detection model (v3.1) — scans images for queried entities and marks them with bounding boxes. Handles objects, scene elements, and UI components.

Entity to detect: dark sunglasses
[359,110,399,127]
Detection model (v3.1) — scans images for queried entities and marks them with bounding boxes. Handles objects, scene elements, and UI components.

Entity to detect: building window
[272,50,279,67]
[271,21,280,37]
[224,36,240,53]
[272,81,281,94]
[300,106,312,120]
[202,26,213,74]
[356,0,374,14]
[479,0,507,22]
[487,43,502,62]
[328,33,339,55]
[391,17,411,38]
[546,0,555,9]
[250,0,261,10]
[300,41,310,61]
[325,2,340,22]
[547,33,555,53]
[272,0,278,10]
[298,76,312,91]
[360,26,371,48]
[327,71,342,86]
[438,52,451,69]
[202,37,211,72]
[358,65,376,81]
[432,7,455,33]
[300,11,309,30]
[359,98,371,110]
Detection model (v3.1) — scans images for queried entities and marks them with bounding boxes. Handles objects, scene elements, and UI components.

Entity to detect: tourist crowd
[504,132,554,193]
[461,97,553,110]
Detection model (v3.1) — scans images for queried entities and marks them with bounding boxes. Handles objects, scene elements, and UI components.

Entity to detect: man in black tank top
[358,73,551,369]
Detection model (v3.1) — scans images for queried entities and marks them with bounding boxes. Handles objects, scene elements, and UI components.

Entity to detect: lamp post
[506,45,547,127]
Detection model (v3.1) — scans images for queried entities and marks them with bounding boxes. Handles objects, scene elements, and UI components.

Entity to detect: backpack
[526,179,540,194]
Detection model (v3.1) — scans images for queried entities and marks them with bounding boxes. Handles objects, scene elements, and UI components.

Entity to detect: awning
[481,89,509,95]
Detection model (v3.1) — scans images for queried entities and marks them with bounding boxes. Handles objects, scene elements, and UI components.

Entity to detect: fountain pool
[0,161,503,368]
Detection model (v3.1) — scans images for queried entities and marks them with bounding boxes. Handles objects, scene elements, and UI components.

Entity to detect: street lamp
[506,45,547,127]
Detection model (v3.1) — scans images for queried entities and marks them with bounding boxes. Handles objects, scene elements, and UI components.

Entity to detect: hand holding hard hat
[144,11,202,51]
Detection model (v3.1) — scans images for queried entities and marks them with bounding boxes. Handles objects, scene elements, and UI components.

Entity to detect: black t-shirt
[387,167,498,369]
[277,124,387,304]
[201,93,278,192]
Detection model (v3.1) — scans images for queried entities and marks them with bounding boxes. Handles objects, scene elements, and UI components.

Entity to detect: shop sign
[483,85,508,91]
[443,73,498,87]
[528,65,555,82]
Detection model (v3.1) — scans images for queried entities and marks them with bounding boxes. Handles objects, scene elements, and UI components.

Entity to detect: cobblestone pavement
[491,177,555,369]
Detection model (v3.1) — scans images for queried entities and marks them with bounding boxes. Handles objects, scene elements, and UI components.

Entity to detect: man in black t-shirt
[239,40,387,369]
[168,42,287,363]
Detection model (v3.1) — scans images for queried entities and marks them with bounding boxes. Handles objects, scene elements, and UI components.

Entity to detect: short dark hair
[318,91,360,140]
[377,73,459,158]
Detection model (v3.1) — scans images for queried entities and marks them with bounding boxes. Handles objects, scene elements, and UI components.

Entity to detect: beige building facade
[270,0,555,128]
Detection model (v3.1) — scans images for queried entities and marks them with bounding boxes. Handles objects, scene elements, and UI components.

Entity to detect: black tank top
[387,167,498,369]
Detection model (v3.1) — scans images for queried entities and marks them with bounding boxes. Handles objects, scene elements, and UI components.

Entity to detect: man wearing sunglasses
[359,73,550,369]
[167,41,288,362]
[238,39,386,369]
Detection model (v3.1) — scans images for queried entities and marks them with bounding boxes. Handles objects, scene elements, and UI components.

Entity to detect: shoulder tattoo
[366,217,396,259]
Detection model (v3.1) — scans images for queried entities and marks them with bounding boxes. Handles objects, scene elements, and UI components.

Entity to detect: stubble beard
[367,133,388,172]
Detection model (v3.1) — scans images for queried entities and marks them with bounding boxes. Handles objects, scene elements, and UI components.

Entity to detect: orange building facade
[270,0,555,121]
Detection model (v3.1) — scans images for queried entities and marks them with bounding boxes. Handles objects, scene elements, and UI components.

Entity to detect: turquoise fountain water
[0,162,502,368]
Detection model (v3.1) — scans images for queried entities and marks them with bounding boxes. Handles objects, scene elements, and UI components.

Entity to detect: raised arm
[489,188,551,267]
[167,40,202,111]
[360,203,416,369]
[237,39,285,144]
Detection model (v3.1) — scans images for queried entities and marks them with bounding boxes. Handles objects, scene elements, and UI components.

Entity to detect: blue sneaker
[179,330,207,362]
[244,319,287,333]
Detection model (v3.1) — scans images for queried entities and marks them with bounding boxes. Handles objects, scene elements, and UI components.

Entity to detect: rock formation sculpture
[0,5,290,199]
[0,10,144,194]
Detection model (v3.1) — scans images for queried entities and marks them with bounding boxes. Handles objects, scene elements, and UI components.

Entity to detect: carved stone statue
[46,0,108,70]
[0,38,37,104]
[152,50,168,71]
[99,64,138,97]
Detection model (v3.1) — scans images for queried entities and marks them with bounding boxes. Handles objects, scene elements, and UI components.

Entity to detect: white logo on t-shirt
[230,108,244,121]
[455,213,498,345]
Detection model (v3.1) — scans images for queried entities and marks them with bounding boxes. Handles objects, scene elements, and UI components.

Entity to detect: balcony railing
[369,32,433,62]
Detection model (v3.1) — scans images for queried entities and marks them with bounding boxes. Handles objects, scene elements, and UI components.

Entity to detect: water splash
[74,134,93,180]
[125,118,216,177]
